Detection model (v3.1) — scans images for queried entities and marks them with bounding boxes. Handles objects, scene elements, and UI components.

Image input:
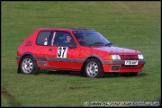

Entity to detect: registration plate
[125,60,138,65]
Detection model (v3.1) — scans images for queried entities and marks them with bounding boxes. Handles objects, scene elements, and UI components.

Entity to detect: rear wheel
[19,56,39,74]
[84,58,103,78]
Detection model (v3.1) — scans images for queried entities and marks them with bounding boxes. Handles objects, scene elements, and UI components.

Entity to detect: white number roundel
[57,47,68,58]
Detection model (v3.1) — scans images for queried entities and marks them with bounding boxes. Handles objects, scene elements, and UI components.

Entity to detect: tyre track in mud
[1,85,21,107]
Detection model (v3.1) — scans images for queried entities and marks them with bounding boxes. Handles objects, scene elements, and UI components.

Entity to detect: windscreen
[73,30,111,46]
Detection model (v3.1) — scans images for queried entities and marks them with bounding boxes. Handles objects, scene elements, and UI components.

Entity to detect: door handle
[48,48,52,51]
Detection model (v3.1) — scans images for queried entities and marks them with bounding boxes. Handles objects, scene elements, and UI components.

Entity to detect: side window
[53,32,76,47]
[36,31,53,46]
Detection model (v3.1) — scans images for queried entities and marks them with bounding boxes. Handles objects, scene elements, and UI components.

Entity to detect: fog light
[111,65,120,71]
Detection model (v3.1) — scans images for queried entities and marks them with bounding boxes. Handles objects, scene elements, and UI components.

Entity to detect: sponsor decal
[38,61,47,66]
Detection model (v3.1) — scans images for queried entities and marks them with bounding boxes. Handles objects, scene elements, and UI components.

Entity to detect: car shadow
[104,72,147,78]
[38,70,82,77]
[37,70,147,78]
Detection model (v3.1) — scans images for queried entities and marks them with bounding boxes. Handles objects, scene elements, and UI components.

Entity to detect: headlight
[108,55,121,60]
[138,54,144,59]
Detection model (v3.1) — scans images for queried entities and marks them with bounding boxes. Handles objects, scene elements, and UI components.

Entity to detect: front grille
[120,55,138,60]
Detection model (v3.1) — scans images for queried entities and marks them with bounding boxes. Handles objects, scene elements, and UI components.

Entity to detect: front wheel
[19,56,39,74]
[84,58,103,78]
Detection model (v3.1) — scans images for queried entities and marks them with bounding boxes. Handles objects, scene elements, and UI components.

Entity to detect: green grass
[1,1,161,107]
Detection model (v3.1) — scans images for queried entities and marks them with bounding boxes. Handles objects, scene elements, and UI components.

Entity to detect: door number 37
[57,47,68,58]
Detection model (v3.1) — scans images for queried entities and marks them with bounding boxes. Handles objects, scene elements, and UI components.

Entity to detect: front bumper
[102,60,146,73]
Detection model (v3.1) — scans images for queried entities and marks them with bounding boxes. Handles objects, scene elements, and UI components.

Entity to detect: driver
[63,35,75,47]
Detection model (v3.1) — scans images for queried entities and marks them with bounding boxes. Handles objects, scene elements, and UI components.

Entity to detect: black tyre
[84,58,103,78]
[19,56,39,74]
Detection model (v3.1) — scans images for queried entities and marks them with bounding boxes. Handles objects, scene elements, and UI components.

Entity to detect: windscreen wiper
[89,42,105,46]
[105,43,113,46]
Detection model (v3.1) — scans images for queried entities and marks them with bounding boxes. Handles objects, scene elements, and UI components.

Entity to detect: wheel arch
[17,52,35,73]
[81,54,103,71]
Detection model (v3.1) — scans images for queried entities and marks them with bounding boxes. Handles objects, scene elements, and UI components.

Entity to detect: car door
[46,31,63,69]
[46,31,82,71]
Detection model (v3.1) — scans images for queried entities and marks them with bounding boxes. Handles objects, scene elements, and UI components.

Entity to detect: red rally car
[16,28,146,78]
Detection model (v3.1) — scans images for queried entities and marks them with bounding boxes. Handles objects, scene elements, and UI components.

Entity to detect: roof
[36,28,95,32]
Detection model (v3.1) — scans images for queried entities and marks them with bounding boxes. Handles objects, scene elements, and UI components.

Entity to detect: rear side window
[36,31,53,46]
